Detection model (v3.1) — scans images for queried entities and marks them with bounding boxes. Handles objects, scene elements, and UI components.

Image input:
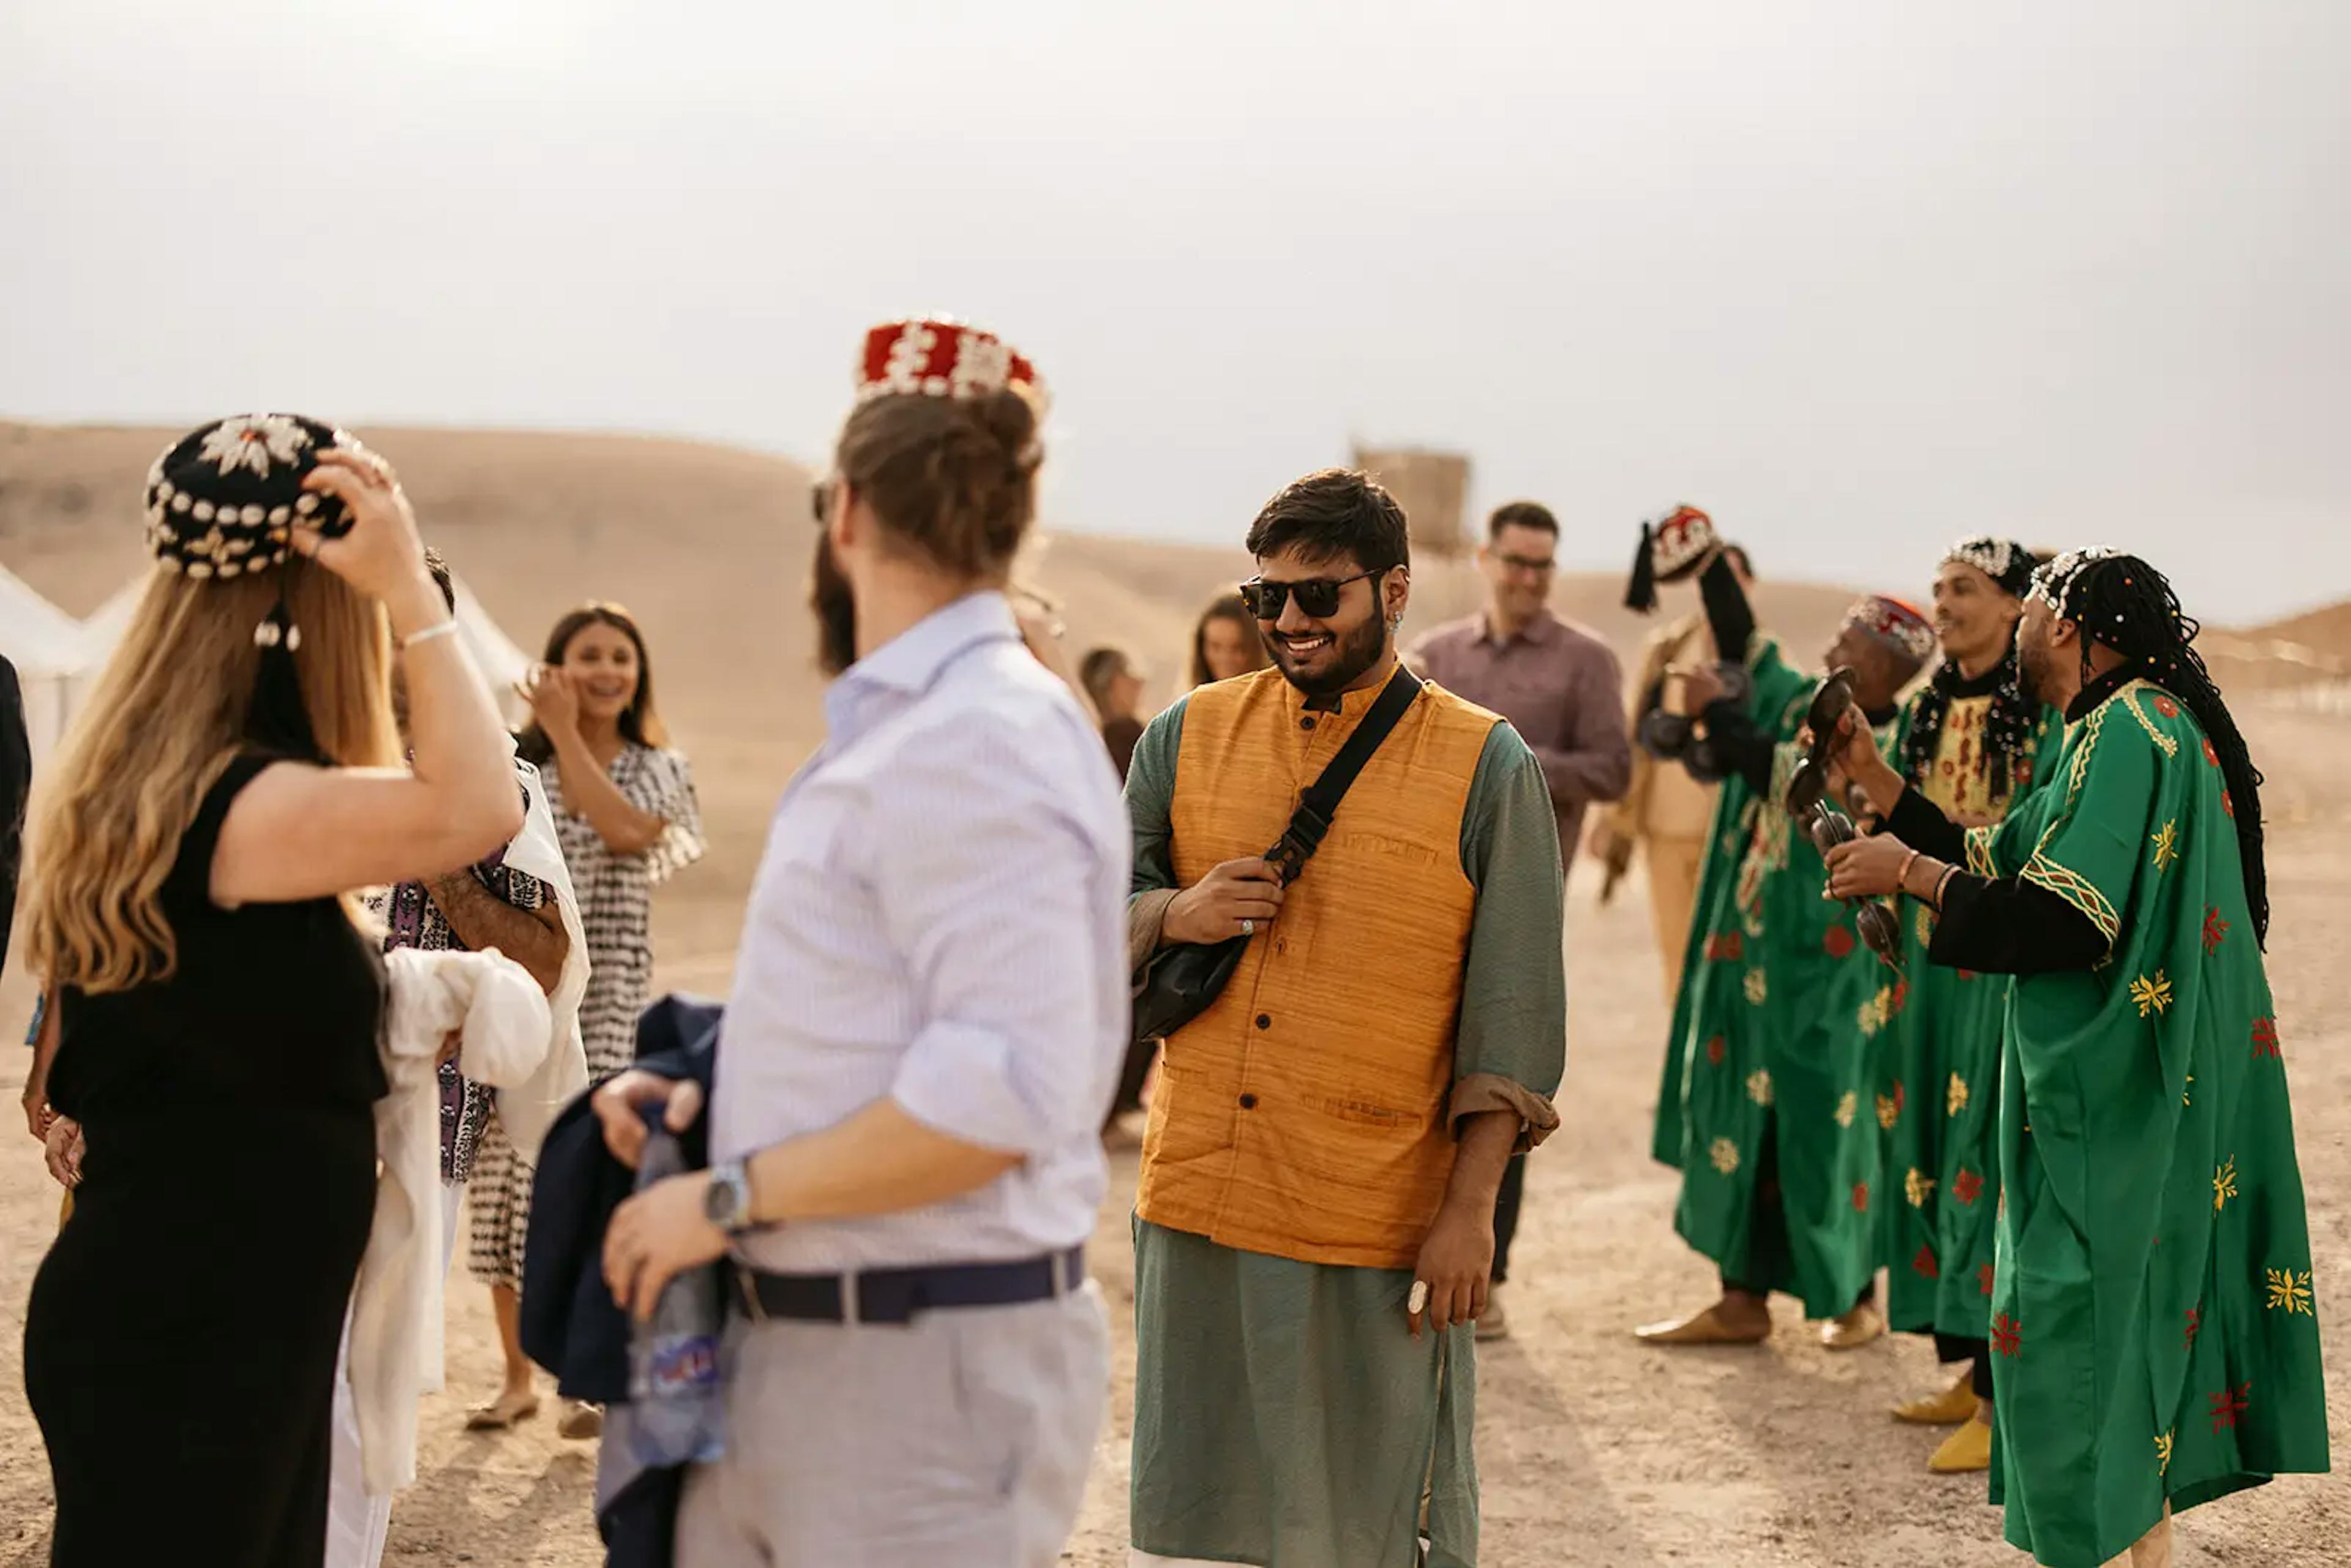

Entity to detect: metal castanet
[1790,667,1902,964]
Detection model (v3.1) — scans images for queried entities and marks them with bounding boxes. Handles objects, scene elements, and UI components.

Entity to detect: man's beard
[1271,610,1390,698]
[811,531,858,678]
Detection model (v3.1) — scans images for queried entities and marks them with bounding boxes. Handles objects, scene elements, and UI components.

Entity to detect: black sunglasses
[1239,569,1382,621]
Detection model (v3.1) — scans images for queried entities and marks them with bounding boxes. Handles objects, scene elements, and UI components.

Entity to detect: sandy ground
[0,700,2344,1567]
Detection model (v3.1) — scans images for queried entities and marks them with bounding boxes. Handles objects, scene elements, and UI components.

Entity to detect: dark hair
[1245,468,1410,574]
[836,387,1043,579]
[421,547,457,615]
[1190,591,1270,688]
[1488,501,1559,542]
[1723,542,1755,579]
[2067,554,2268,945]
[1078,645,1136,708]
[517,602,668,765]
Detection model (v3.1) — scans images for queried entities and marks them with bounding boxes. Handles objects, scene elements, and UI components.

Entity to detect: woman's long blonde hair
[25,559,399,993]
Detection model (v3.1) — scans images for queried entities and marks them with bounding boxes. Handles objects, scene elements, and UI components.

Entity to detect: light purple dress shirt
[1408,607,1632,879]
[713,592,1131,1272]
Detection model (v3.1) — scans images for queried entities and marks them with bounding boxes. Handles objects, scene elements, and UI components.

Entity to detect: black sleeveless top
[48,753,388,1122]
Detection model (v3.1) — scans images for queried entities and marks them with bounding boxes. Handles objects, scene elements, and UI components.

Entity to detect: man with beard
[1121,468,1565,1568]
[1825,549,2327,1568]
[1636,532,1932,1352]
[1870,538,2064,1475]
[598,320,1128,1566]
[1405,498,1628,1341]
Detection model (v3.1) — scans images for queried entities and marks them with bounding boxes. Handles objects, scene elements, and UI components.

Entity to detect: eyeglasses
[1238,569,1382,621]
[1495,552,1556,576]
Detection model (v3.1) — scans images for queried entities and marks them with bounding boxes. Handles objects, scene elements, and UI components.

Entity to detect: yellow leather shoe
[1633,1302,1771,1346]
[1929,1417,1994,1473]
[1819,1302,1886,1351]
[1894,1372,1978,1425]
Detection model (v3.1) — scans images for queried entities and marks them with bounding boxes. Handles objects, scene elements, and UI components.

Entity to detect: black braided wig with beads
[2042,550,2269,946]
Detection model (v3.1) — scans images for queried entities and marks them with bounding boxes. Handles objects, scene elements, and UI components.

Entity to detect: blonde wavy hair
[25,559,399,994]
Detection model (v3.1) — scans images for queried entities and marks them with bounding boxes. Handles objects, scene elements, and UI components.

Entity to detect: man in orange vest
[1122,468,1567,1568]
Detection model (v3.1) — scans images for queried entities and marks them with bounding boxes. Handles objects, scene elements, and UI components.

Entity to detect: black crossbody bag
[1130,666,1423,1047]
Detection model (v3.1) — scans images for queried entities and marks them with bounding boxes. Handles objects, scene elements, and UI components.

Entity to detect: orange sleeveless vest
[1136,667,1498,1269]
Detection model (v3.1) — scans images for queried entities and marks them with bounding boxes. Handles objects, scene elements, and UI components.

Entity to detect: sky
[3,1,2346,622]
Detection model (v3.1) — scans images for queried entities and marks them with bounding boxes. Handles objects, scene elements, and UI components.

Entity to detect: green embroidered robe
[1875,692,2063,1337]
[1655,640,1893,1318]
[1968,680,2328,1566]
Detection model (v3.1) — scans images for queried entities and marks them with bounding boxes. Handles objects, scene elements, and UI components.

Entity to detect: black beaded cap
[141,413,356,580]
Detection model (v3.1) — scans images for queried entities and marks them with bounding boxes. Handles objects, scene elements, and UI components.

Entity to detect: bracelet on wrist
[1932,865,1959,910]
[398,619,462,654]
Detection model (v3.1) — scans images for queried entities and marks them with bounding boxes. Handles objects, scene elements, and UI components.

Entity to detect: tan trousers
[2101,1507,2173,1568]
[1644,836,1706,1002]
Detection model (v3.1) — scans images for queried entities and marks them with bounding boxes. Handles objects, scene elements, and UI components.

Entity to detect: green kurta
[1875,694,2063,1337]
[1967,680,2328,1566]
[1655,640,1894,1318]
[1124,696,1567,1568]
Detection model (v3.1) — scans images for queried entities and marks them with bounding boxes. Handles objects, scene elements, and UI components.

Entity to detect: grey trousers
[677,1281,1111,1568]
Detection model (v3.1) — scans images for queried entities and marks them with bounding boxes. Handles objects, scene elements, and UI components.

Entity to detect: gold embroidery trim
[2118,682,2180,759]
[2022,852,2120,945]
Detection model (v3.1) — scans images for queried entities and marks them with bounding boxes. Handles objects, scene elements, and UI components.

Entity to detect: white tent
[76,569,535,730]
[1,563,92,765]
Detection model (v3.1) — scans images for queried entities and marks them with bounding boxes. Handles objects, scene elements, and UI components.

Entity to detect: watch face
[705,1166,744,1228]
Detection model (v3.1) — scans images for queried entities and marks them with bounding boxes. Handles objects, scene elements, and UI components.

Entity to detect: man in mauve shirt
[1407,500,1630,1339]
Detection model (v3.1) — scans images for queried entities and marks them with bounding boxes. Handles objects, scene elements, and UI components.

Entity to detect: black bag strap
[1264,664,1423,883]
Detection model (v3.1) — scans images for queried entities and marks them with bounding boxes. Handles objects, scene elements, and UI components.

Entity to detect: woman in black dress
[19,416,526,1567]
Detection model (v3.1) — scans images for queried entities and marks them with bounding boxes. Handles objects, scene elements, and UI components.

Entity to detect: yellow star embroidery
[1745,1070,1774,1107]
[1834,1092,1859,1129]
[1915,904,1936,947]
[2131,971,2174,1018]
[1905,1168,1936,1209]
[1948,1073,1970,1118]
[2265,1267,2314,1316]
[2213,1156,2239,1213]
[1875,1092,1901,1131]
[2183,1073,2194,1108]
[2156,1430,2173,1477]
[2151,820,2180,871]
[1709,1138,1741,1176]
[1744,970,1769,1006]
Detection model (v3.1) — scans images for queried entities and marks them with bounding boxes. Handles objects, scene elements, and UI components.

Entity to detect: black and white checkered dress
[467,741,703,1289]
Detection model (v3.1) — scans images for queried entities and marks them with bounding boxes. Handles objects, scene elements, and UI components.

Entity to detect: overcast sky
[4,1,2345,621]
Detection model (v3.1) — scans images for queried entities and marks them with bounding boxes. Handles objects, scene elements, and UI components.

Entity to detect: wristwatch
[702,1158,757,1234]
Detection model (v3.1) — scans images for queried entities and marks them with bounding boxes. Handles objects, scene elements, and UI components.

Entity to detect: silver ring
[1239,918,1256,937]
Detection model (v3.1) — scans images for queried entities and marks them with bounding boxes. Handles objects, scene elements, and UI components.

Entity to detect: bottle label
[644,1333,721,1394]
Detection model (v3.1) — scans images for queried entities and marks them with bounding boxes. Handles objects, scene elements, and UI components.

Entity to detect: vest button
[1239,1093,1258,1109]
[1299,716,1316,730]
[1254,1013,1272,1030]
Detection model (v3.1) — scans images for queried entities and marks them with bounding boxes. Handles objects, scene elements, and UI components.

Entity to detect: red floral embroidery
[1957,969,1979,982]
[2153,695,2180,719]
[1706,1035,1728,1066]
[2252,1018,2281,1059]
[1851,1182,1870,1214]
[2224,788,2235,818]
[1911,1244,1939,1279]
[1891,980,1910,1015]
[1892,1080,1907,1115]
[1991,1313,2022,1357]
[2184,1305,2202,1350]
[1952,1169,1984,1206]
[2202,907,2229,955]
[2202,738,2219,767]
[1978,1262,1997,1298]
[2208,1381,2251,1435]
[1705,932,1744,962]
[1824,925,1855,959]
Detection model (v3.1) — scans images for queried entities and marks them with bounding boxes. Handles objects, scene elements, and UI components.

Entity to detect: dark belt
[731,1245,1085,1327]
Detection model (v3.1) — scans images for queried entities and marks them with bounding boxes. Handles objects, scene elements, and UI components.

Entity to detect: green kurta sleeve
[1450,722,1567,1148]
[2017,702,2161,952]
[1125,697,1189,969]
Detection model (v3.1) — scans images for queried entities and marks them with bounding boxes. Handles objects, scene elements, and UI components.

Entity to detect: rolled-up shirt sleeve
[875,720,1115,1157]
[1453,723,1567,1150]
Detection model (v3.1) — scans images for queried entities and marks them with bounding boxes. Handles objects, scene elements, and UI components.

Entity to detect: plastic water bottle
[625,1116,727,1466]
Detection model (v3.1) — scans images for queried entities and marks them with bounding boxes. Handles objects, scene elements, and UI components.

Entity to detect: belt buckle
[841,1269,861,1328]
